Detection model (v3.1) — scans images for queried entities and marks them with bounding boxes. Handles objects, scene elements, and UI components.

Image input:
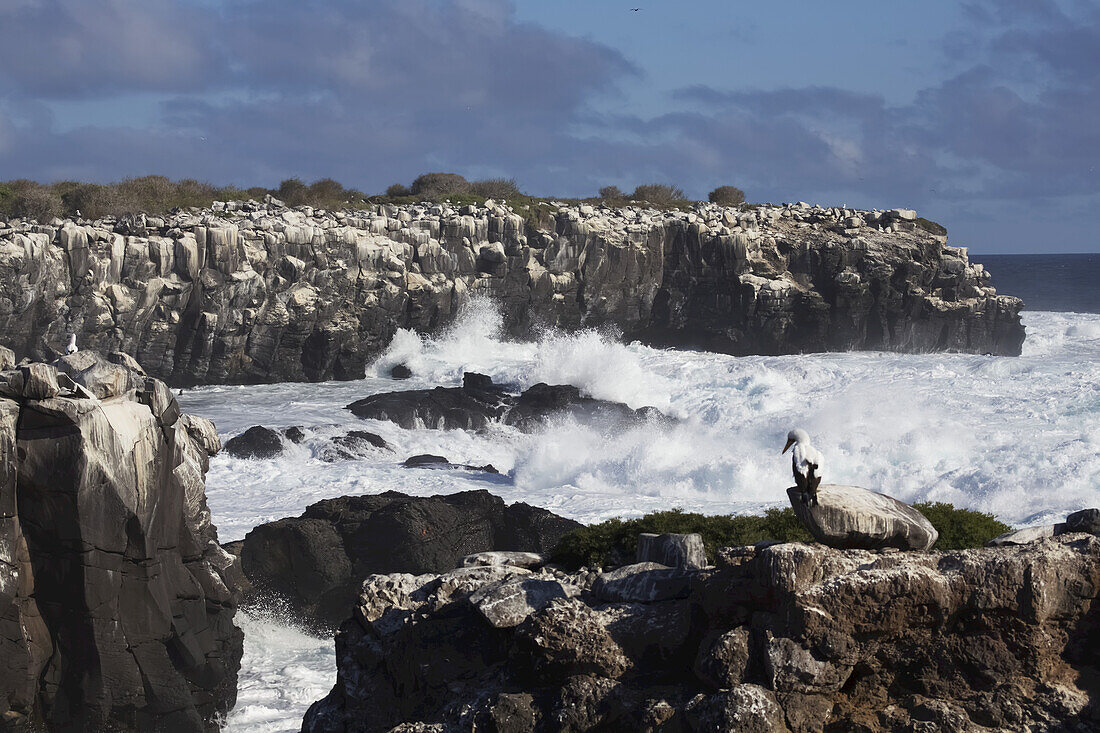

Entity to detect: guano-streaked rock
[787,484,938,551]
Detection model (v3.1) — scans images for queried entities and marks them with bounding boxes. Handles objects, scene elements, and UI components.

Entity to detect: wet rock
[283,425,307,443]
[223,425,283,459]
[238,490,581,630]
[348,372,663,432]
[787,484,938,551]
[390,363,413,379]
[334,430,391,452]
[636,532,707,569]
[402,453,498,473]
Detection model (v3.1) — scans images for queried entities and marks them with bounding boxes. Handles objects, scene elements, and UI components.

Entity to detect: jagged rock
[390,364,412,379]
[0,201,1025,387]
[787,484,938,551]
[1060,508,1100,535]
[402,453,498,473]
[636,532,707,568]
[284,425,307,443]
[12,363,60,400]
[0,357,241,731]
[592,562,700,603]
[462,551,546,569]
[988,524,1056,546]
[304,533,1100,733]
[53,351,143,399]
[238,490,580,629]
[0,346,13,371]
[223,425,283,459]
[469,576,578,628]
[334,430,391,452]
[348,372,663,432]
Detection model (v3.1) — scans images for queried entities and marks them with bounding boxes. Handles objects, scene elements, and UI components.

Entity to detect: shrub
[277,178,309,206]
[551,507,812,569]
[599,185,625,200]
[307,178,347,207]
[10,186,63,221]
[631,183,686,205]
[410,172,470,200]
[468,177,522,200]
[912,502,1010,550]
[60,183,119,219]
[386,183,412,197]
[709,185,746,206]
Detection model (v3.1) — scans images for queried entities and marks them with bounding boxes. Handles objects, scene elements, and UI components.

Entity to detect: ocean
[178,253,1100,733]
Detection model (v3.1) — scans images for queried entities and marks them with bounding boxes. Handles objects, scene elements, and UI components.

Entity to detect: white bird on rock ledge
[65,333,78,355]
[782,428,823,506]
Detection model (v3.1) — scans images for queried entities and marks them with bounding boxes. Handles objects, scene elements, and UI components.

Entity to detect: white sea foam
[183,302,1100,733]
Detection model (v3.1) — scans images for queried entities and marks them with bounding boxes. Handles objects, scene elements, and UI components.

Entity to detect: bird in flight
[631,7,640,11]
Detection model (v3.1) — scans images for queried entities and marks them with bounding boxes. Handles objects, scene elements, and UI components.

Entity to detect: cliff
[302,534,1100,732]
[0,199,1023,386]
[0,350,242,731]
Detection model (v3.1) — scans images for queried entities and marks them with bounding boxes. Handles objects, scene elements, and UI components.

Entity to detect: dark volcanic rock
[389,364,413,380]
[402,453,499,473]
[0,355,241,732]
[347,372,663,432]
[224,425,283,459]
[0,201,1023,386]
[304,535,1100,733]
[238,490,581,630]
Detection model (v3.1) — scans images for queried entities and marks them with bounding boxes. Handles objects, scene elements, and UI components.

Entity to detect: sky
[1,0,1099,253]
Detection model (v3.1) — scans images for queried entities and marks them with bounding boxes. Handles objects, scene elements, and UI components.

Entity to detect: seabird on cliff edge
[66,333,78,355]
[782,428,823,505]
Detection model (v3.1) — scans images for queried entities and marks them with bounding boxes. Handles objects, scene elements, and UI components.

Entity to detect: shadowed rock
[348,372,664,432]
[402,453,498,473]
[637,532,708,569]
[787,484,938,551]
[224,425,283,459]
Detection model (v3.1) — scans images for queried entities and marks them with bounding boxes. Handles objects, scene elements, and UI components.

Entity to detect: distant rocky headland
[0,197,1023,385]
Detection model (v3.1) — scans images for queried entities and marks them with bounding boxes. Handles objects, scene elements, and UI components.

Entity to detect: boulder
[787,484,938,551]
[462,551,546,569]
[988,524,1056,546]
[0,360,241,731]
[390,363,413,379]
[469,577,577,628]
[592,562,699,603]
[347,373,664,432]
[685,686,790,733]
[402,453,499,473]
[1060,508,1100,536]
[636,532,707,569]
[238,490,581,630]
[223,425,283,459]
[53,351,142,399]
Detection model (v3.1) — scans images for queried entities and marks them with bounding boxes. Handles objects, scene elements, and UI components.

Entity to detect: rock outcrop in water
[0,353,242,731]
[0,199,1023,385]
[347,372,665,431]
[303,533,1100,732]
[235,490,581,630]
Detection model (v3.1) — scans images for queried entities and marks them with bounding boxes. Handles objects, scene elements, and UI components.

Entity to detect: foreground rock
[0,199,1023,386]
[0,353,241,731]
[238,490,580,629]
[304,534,1100,732]
[788,484,938,551]
[348,372,664,431]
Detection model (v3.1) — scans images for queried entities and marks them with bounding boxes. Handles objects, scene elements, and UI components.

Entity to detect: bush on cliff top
[552,502,1011,569]
[551,507,813,569]
[913,502,1010,550]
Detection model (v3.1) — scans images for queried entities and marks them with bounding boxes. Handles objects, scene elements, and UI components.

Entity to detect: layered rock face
[304,534,1100,732]
[0,199,1023,385]
[0,353,242,731]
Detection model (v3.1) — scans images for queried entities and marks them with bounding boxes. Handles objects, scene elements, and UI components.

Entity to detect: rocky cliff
[303,534,1099,732]
[0,199,1023,385]
[0,350,242,731]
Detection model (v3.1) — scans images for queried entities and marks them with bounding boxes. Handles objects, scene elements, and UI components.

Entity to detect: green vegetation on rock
[912,502,1011,550]
[551,507,812,569]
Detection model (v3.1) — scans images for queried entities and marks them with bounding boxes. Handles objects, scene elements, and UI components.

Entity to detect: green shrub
[912,502,1009,550]
[551,507,812,569]
[59,183,118,219]
[277,178,308,206]
[469,177,522,200]
[631,183,686,205]
[10,186,63,221]
[709,185,746,206]
[598,185,625,200]
[914,217,948,237]
[410,172,470,199]
[386,183,412,197]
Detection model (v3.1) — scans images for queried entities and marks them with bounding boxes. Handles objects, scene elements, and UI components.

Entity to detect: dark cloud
[0,0,1098,253]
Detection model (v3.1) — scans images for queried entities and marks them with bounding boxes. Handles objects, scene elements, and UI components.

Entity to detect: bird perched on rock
[65,333,78,355]
[782,428,822,505]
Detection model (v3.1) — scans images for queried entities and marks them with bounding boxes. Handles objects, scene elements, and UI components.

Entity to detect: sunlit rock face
[0,353,242,732]
[0,200,1023,385]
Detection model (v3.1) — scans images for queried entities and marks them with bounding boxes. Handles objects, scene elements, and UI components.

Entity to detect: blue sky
[1,0,1098,253]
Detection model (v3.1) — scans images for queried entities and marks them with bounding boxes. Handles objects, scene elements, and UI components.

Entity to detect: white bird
[782,428,823,505]
[66,333,78,355]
